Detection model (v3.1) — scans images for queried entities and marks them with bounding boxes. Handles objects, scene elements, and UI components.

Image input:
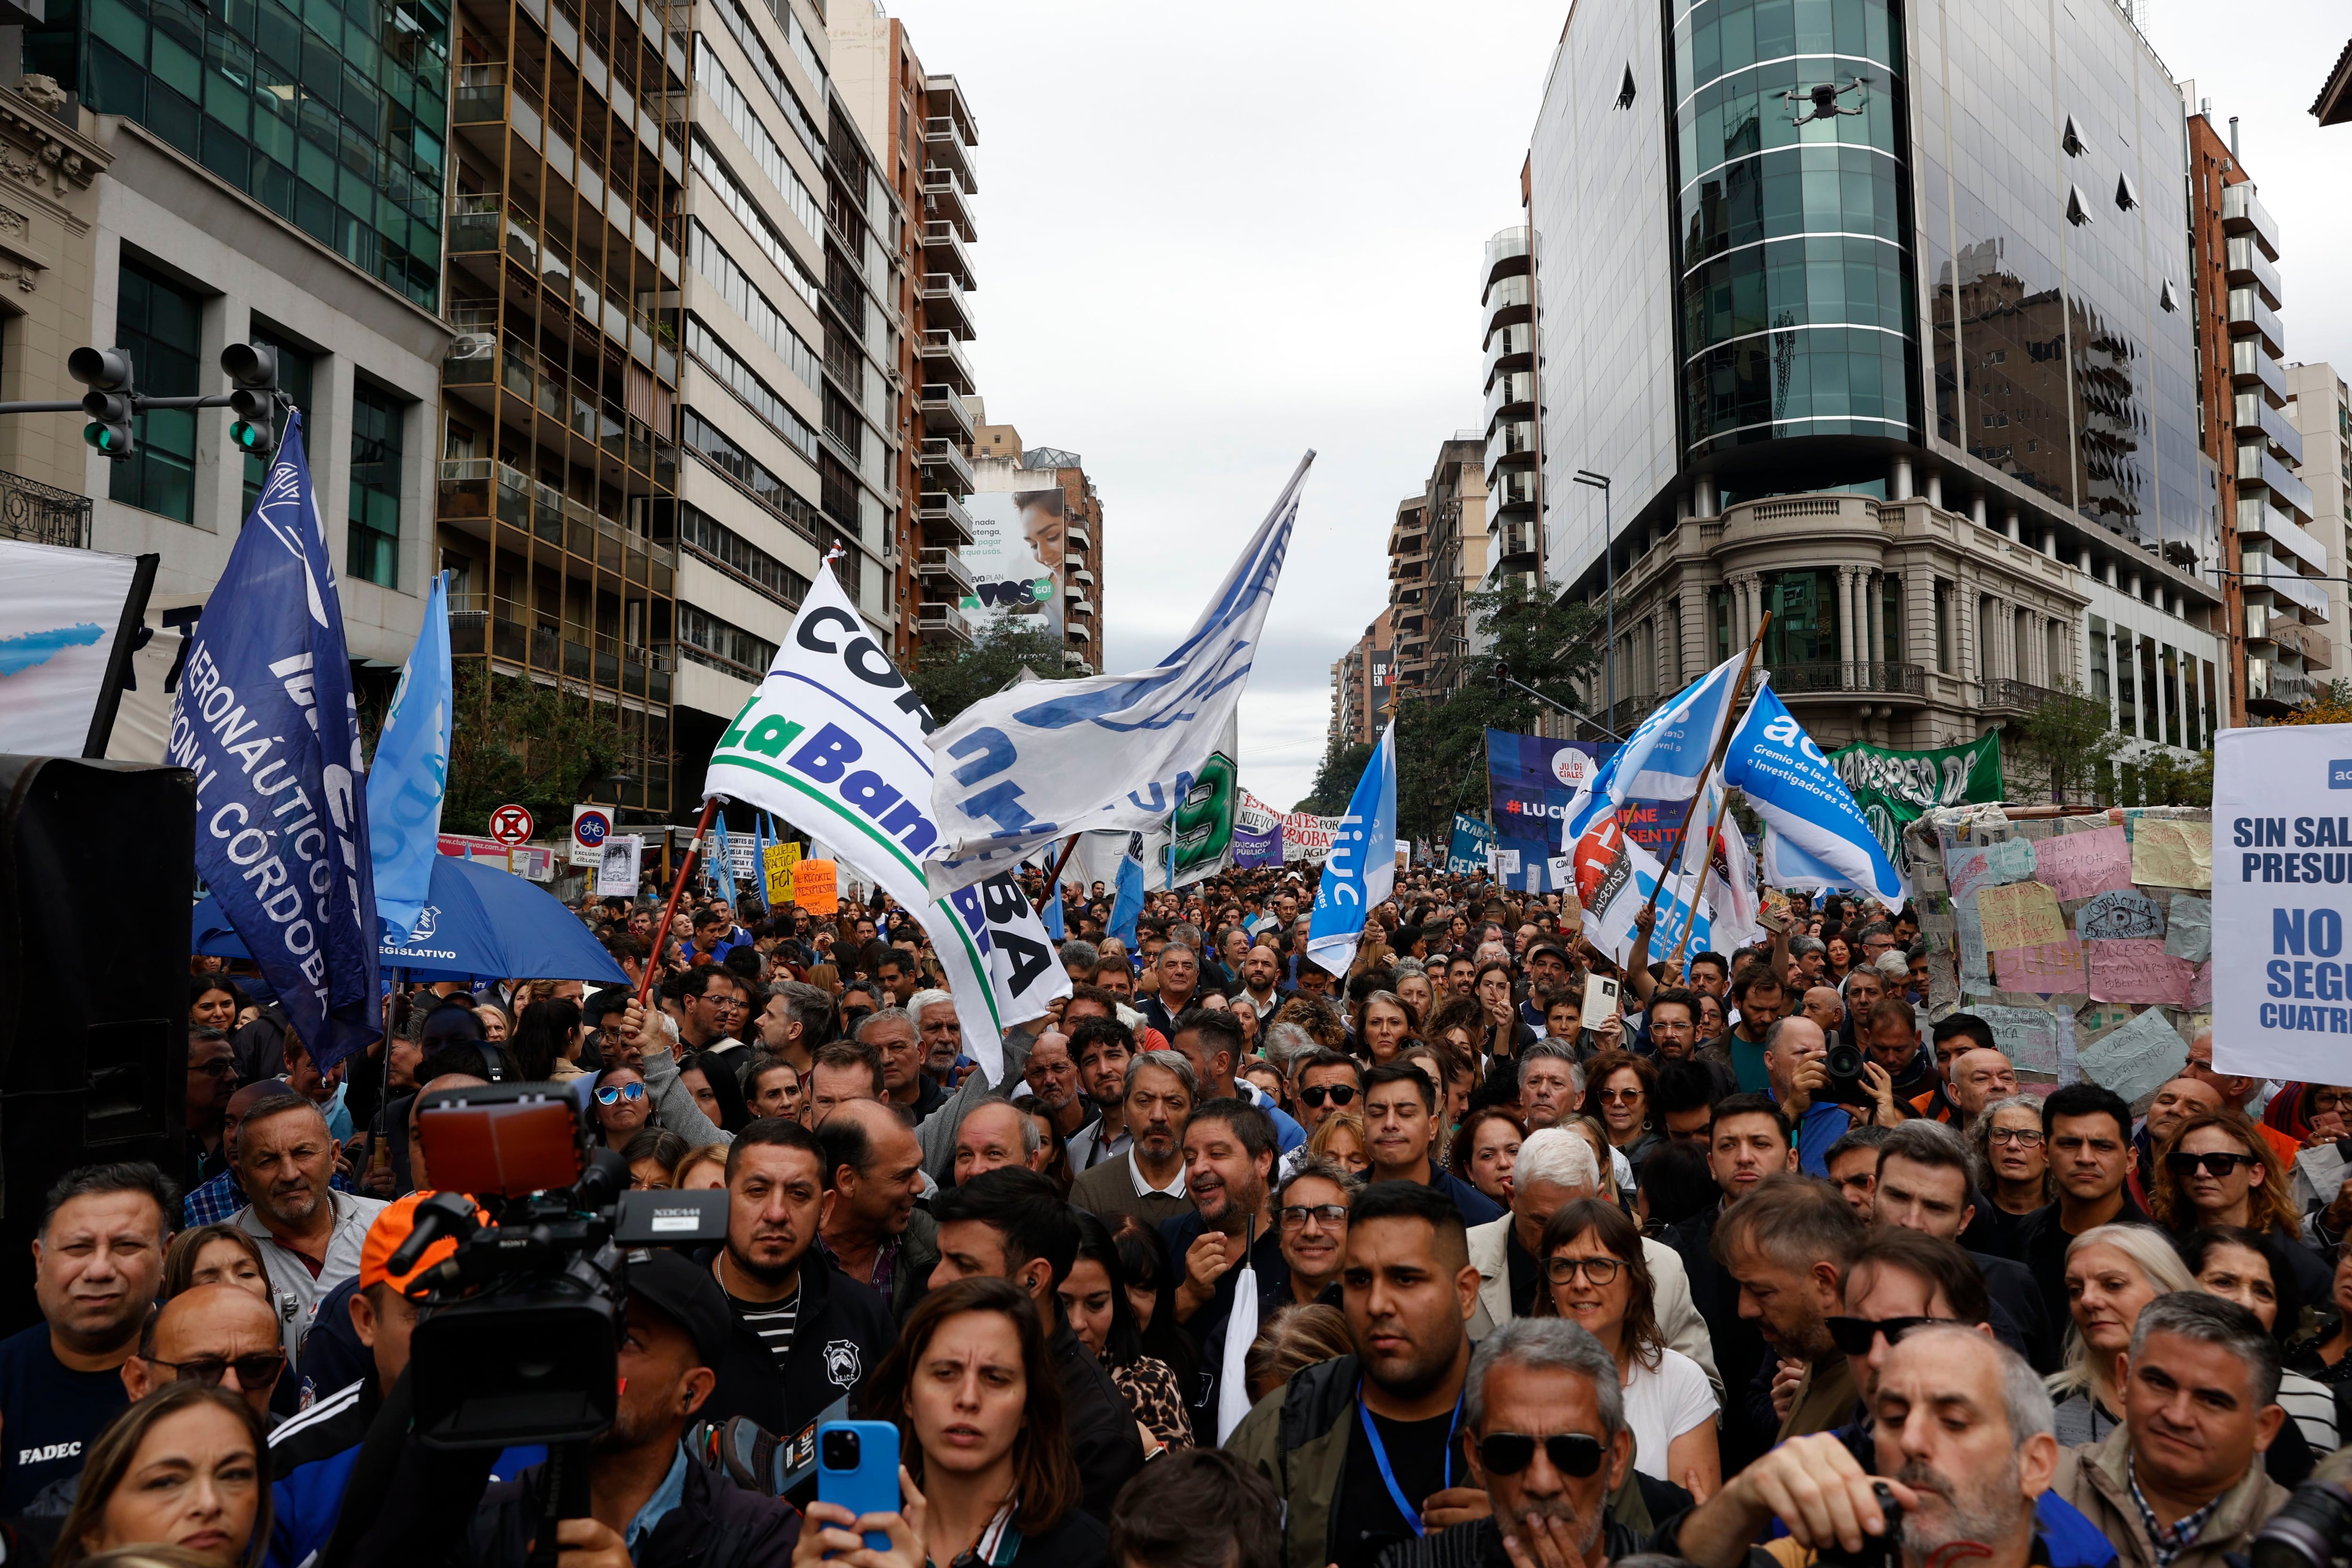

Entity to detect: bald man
[816,1097,938,1318]
[1945,1048,2020,1122]
[1800,987,1845,1035]
[122,1283,285,1420]
[2130,1074,2228,1211]
[952,1099,1045,1186]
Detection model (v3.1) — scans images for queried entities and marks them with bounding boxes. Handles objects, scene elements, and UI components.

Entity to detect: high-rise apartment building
[1422,433,1489,696]
[1329,610,1395,750]
[967,421,1102,672]
[2286,363,2352,681]
[830,2,980,663]
[2184,105,2321,721]
[1387,492,1430,698]
[1483,220,1542,605]
[1520,0,2225,777]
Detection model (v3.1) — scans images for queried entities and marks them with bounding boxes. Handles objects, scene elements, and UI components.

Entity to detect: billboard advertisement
[1485,729,1682,892]
[960,484,1065,637]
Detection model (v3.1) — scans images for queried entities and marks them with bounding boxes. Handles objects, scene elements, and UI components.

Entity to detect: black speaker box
[0,756,194,1334]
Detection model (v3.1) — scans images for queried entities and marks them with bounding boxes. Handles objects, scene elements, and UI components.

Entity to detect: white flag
[1605,652,1751,808]
[1216,1251,1259,1444]
[701,565,1069,1081]
[921,454,1312,892]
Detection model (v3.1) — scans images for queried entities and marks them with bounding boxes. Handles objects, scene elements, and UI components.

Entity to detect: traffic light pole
[0,394,238,414]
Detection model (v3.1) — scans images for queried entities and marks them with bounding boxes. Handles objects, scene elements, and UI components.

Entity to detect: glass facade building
[30,0,451,306]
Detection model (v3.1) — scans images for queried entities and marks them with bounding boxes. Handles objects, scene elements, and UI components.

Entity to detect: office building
[2286,363,2351,682]
[967,422,1101,672]
[1522,0,2224,773]
[1329,610,1396,750]
[831,2,980,662]
[1387,491,1430,697]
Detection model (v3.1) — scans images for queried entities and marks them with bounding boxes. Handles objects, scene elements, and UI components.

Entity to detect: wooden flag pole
[1635,612,1772,937]
[639,795,720,1008]
[1034,835,1082,912]
[1665,782,1740,980]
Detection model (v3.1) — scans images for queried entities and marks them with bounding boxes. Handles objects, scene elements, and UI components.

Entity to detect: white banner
[0,538,143,756]
[703,566,1070,1080]
[1238,790,1343,862]
[2213,726,2335,1081]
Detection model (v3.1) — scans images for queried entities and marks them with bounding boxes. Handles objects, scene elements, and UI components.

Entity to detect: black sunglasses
[150,1352,286,1389]
[1298,1083,1357,1109]
[1825,1315,1966,1356]
[2166,1150,2259,1178]
[1475,1432,1605,1478]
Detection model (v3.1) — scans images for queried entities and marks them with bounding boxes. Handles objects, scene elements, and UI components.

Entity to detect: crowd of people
[11,860,2352,1568]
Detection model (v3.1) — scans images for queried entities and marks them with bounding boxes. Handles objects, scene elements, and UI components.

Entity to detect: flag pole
[1034,835,1082,912]
[640,796,720,1008]
[1665,784,1740,979]
[1635,612,1771,936]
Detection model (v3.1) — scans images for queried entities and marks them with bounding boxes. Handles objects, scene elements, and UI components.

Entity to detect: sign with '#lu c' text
[2212,725,2352,1081]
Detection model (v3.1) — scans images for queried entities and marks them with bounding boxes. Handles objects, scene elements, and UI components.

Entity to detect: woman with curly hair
[2151,1111,2330,1302]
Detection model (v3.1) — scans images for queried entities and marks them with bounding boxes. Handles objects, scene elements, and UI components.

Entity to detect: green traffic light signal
[231,421,265,452]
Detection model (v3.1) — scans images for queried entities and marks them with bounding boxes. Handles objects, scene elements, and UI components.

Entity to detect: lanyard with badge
[1356,1388,1462,1539]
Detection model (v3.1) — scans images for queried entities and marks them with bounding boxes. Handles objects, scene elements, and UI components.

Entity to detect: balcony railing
[919,384,975,443]
[917,488,975,547]
[917,600,973,644]
[920,437,976,495]
[0,468,91,548]
[917,545,975,595]
[918,273,973,338]
[1768,661,1929,697]
[2223,181,2280,261]
[1982,677,2068,712]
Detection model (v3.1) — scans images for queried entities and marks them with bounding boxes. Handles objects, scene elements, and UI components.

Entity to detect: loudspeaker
[0,756,194,1333]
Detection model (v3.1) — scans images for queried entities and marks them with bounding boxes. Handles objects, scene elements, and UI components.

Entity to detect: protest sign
[596,836,642,897]
[2211,726,2352,1080]
[1829,733,2003,861]
[794,857,838,912]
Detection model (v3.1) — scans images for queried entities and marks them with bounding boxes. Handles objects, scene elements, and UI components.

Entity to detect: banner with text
[1486,730,1679,891]
[2212,725,2352,1082]
[1829,732,2003,862]
[1238,790,1342,862]
[1446,812,1495,876]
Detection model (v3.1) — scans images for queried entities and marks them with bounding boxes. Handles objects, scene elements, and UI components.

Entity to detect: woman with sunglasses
[1447,1107,1524,1208]
[590,1064,650,1146]
[1276,1158,1357,1308]
[1539,1197,1719,1494]
[1582,1051,1660,1179]
[2047,1222,2195,1444]
[2151,1112,2333,1304]
[1968,1096,2051,1260]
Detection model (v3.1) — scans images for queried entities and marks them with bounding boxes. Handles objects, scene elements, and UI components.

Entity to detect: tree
[2135,749,2213,807]
[906,617,1081,726]
[1295,738,1374,816]
[2011,682,2125,805]
[443,661,631,836]
[2278,679,2352,727]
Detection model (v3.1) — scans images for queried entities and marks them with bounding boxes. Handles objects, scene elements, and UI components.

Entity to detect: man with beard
[1226,1182,1486,1568]
[1705,964,1787,1095]
[1372,1319,1651,1568]
[233,1095,388,1368]
[1657,1327,2064,1568]
[695,1119,892,1433]
[1063,1016,1135,1172]
[1164,1098,1288,1421]
[1071,1050,1196,1229]
[1716,1172,1863,1451]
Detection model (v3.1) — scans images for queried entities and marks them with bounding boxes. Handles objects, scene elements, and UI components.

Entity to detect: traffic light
[1491,658,1511,694]
[68,345,135,460]
[221,342,280,458]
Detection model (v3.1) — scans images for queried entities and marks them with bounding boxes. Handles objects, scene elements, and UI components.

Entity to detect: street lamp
[1572,470,1613,729]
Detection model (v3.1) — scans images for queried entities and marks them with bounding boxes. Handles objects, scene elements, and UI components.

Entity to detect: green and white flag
[704,564,1069,1081]
[1828,732,2004,862]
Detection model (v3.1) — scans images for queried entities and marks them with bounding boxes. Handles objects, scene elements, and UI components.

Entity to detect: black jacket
[1663,1202,1771,1471]
[693,1250,897,1440]
[1049,1321,1146,1526]
[464,1452,800,1568]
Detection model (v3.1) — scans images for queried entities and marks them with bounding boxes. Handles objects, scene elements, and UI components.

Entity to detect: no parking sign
[571,804,615,867]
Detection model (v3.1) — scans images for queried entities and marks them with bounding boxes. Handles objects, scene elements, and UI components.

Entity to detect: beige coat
[2050,1424,2288,1568]
[1463,1214,1722,1399]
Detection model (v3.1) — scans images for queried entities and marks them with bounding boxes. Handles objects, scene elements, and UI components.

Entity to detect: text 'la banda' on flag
[918,452,1313,893]
[167,411,381,1069]
[700,563,1069,1082]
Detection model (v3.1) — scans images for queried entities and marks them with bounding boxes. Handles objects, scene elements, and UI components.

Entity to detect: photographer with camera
[1656,1326,2060,1568]
[1758,1018,1851,1177]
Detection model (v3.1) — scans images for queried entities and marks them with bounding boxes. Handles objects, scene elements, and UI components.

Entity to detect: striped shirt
[726,1286,799,1372]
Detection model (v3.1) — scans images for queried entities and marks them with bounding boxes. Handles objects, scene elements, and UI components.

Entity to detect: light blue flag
[1721,685,1908,904]
[1108,835,1145,950]
[367,571,452,942]
[1042,876,1065,941]
[1605,653,1751,807]
[1307,721,1396,977]
[711,813,738,905]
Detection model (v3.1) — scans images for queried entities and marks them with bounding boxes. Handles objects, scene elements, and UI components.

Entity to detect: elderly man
[1375,1320,1646,1568]
[803,1042,882,1127]
[1465,1128,1718,1392]
[1140,939,1204,1038]
[234,1093,388,1367]
[863,1006,945,1123]
[1662,1326,2065,1568]
[1761,1015,1850,1177]
[1070,1049,1197,1229]
[952,1098,1047,1184]
[2049,1293,2288,1568]
[1800,986,1846,1035]
[1945,1044,2021,1122]
[906,988,963,1090]
[1518,1042,1583,1133]
[122,1282,285,1419]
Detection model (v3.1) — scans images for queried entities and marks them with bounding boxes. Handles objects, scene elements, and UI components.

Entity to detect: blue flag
[711,813,737,905]
[1605,653,1750,807]
[1307,721,1396,976]
[1042,875,1065,941]
[367,571,451,941]
[1720,685,1908,904]
[1108,834,1145,949]
[167,413,380,1069]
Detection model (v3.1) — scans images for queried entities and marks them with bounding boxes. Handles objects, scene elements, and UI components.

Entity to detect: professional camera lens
[2253,1480,2352,1568]
[1825,1041,1864,1081]
[822,1429,862,1471]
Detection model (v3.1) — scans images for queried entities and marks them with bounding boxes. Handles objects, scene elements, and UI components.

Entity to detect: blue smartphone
[816,1420,900,1553]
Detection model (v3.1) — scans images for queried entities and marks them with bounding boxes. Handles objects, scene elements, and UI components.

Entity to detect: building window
[347,383,404,588]
[1759,569,1837,666]
[2160,645,2182,748]
[2114,626,2137,736]
[2137,637,2161,742]
[2088,616,2111,723]
[2202,659,2218,742]
[242,324,317,517]
[110,259,202,524]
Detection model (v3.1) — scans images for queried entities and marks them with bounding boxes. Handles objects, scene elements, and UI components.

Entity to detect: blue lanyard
[1356,1387,1461,1539]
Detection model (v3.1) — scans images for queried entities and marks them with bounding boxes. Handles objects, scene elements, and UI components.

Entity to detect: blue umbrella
[378,855,628,984]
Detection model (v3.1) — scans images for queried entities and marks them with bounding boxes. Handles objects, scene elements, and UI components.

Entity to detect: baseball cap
[623,1247,733,1370]
[360,1190,487,1292]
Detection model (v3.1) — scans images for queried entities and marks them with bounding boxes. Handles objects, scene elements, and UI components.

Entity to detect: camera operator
[347,1250,800,1568]
[1655,1326,2059,1568]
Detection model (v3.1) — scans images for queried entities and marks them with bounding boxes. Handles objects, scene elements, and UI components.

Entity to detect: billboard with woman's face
[960,485,1064,637]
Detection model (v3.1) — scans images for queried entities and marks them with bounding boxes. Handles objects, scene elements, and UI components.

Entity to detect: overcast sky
[871,0,2352,813]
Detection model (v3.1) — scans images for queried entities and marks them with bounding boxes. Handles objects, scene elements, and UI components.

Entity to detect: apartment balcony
[2234,392,2304,465]
[1484,226,1531,291]
[924,74,977,146]
[917,487,976,547]
[2239,443,2316,521]
[918,599,974,645]
[1485,369,1536,435]
[2225,235,2283,309]
[920,436,976,494]
[1065,525,1091,551]
[2248,657,2314,716]
[1490,466,1538,517]
[918,273,974,339]
[2232,339,2288,403]
[1767,661,1929,702]
[0,467,91,548]
[1067,566,1095,588]
[1486,417,1537,483]
[917,545,976,597]
[2243,546,2331,620]
[920,221,975,289]
[1064,620,1091,643]
[2223,181,2280,262]
[2228,287,2286,358]
[1494,518,1540,564]
[1484,271,1532,335]
[2273,621,2335,673]
[2240,498,2327,573]
[919,383,975,443]
[917,329,976,395]
[922,166,974,239]
[1981,677,2068,714]
[922,116,977,190]
[1483,322,1535,391]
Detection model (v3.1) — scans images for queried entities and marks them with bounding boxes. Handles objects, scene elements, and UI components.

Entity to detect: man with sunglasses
[1227,1182,1486,1568]
[1290,1050,1365,1136]
[120,1281,284,1421]
[2012,1083,2145,1338]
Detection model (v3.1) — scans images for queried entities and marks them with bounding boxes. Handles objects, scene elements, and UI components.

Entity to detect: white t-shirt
[1621,1346,1718,1481]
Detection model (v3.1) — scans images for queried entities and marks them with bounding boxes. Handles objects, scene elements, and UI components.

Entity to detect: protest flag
[1306,720,1396,977]
[366,570,452,941]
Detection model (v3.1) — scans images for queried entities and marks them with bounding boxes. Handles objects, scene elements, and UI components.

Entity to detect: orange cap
[359,1190,485,1292]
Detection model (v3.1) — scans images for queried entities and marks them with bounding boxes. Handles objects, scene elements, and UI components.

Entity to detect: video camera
[390,1081,730,1450]
[2255,1477,2352,1568]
